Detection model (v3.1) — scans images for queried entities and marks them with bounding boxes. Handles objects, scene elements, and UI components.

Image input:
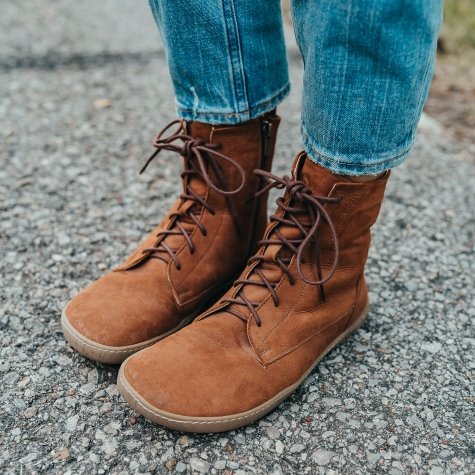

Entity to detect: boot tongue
[183,121,215,198]
[260,153,344,264]
[218,155,313,324]
[221,153,350,327]
[187,121,213,141]
[157,121,215,252]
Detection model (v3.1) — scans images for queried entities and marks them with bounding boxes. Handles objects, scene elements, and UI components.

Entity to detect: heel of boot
[344,275,369,331]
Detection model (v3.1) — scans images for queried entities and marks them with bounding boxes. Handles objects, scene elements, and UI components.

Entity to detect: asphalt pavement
[1,1,474,474]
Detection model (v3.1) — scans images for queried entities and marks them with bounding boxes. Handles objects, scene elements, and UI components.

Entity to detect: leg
[117,1,443,432]
[62,1,287,363]
[292,0,443,175]
[149,0,290,123]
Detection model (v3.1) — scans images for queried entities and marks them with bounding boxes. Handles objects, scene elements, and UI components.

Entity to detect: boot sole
[61,305,197,365]
[117,305,369,432]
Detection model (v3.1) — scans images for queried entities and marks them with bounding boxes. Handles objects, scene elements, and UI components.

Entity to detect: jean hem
[176,83,290,125]
[302,123,413,176]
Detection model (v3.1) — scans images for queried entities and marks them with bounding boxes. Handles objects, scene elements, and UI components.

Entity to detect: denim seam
[177,82,290,120]
[289,2,306,69]
[410,3,441,134]
[220,0,250,117]
[410,48,435,141]
[302,122,413,172]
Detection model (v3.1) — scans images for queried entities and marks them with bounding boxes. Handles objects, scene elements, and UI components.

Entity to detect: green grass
[442,0,475,54]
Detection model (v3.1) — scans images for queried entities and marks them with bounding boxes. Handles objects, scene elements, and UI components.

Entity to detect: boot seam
[170,211,225,306]
[260,311,352,365]
[344,274,367,330]
[254,281,310,353]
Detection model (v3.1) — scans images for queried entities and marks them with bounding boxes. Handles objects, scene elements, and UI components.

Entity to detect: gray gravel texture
[1,1,474,474]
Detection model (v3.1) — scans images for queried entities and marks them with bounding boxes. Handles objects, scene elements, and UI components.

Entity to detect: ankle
[346,172,386,183]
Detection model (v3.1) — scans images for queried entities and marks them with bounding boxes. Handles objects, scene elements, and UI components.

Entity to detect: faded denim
[149,0,443,175]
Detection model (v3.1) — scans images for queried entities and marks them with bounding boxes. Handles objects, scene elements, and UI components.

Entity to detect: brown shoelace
[222,170,340,326]
[139,120,246,270]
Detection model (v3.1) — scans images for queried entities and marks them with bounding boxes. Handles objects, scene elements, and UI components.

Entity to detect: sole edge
[118,306,369,432]
[61,307,194,365]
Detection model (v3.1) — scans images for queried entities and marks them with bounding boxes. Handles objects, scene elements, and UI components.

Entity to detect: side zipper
[261,118,273,169]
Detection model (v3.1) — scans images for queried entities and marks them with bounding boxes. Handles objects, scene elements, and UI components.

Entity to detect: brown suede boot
[62,112,280,364]
[117,152,389,432]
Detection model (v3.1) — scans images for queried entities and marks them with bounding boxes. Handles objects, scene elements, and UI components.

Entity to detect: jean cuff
[175,83,290,125]
[302,122,413,176]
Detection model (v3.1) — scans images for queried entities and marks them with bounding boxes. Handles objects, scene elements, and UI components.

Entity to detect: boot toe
[118,325,278,424]
[62,272,180,363]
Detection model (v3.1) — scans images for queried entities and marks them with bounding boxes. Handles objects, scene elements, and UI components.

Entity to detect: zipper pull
[262,119,273,160]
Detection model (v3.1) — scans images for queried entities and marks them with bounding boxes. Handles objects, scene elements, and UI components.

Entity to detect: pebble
[4,372,20,386]
[99,402,113,414]
[311,449,335,466]
[165,458,176,471]
[19,453,38,464]
[189,457,210,474]
[175,461,187,473]
[406,415,424,430]
[89,452,100,464]
[65,414,79,432]
[160,447,174,461]
[266,427,281,440]
[290,444,305,453]
[234,433,246,445]
[101,438,118,456]
[103,422,120,435]
[0,3,473,474]
[421,342,442,354]
[79,383,96,395]
[322,398,341,407]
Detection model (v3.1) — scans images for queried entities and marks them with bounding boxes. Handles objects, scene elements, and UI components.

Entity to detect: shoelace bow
[139,119,246,269]
[222,170,341,327]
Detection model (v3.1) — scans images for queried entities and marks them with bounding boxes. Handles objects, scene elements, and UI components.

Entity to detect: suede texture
[122,154,389,417]
[65,114,281,347]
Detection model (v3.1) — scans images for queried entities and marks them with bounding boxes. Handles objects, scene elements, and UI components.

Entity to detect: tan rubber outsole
[117,306,369,432]
[61,306,196,365]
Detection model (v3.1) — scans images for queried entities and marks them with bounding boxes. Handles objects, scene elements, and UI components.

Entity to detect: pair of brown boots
[62,112,389,432]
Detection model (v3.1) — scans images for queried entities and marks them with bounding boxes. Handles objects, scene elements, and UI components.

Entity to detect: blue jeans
[149,0,442,175]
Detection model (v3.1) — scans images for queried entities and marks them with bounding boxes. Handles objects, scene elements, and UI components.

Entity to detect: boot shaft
[186,112,281,256]
[168,113,280,306]
[292,152,389,278]
[199,153,389,364]
[246,154,389,363]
